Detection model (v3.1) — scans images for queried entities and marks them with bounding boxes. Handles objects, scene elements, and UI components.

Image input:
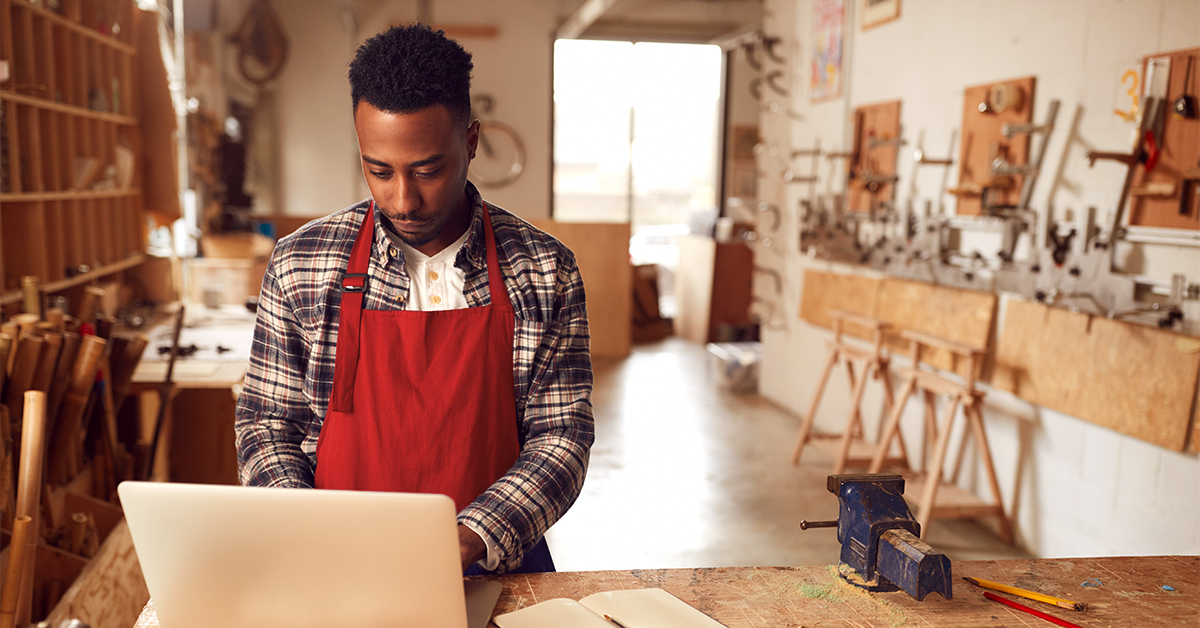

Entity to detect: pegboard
[846,100,901,213]
[1128,47,1200,230]
[994,299,1200,452]
[954,76,1036,216]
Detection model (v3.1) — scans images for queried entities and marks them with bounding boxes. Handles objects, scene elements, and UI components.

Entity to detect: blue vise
[822,473,953,601]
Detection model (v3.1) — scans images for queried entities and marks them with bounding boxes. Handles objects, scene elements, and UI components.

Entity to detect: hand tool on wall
[46,336,106,486]
[1086,96,1165,252]
[1173,54,1196,119]
[141,305,185,481]
[801,473,953,601]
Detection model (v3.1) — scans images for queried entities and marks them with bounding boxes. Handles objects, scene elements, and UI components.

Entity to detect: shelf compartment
[0,189,142,202]
[13,0,136,56]
[0,253,146,306]
[0,90,136,126]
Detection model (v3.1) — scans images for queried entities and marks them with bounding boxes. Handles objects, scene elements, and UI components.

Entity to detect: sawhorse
[869,330,1013,543]
[791,310,908,474]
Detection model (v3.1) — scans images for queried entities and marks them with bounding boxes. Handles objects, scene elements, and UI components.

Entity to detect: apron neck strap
[480,203,512,311]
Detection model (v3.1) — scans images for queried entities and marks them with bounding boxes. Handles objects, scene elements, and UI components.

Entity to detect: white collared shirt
[388,228,471,311]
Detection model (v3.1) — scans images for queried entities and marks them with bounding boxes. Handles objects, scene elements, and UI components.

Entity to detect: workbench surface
[133,555,1197,627]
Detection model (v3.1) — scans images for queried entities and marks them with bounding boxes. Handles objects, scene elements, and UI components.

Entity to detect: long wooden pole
[13,391,47,626]
[46,331,81,432]
[4,332,45,423]
[0,516,32,628]
[143,305,185,480]
[47,336,106,486]
[30,331,63,393]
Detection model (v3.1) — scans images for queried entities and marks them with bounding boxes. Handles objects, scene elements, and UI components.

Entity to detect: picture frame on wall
[810,0,845,102]
[861,0,900,30]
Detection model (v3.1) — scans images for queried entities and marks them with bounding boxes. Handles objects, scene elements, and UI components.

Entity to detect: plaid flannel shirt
[234,184,594,573]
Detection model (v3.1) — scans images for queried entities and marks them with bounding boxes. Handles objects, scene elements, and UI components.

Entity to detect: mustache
[378,206,430,222]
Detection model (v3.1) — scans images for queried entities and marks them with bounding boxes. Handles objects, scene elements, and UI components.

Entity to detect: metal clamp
[1002,121,1053,138]
[868,136,907,150]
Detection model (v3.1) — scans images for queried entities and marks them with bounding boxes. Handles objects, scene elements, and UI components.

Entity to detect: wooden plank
[955,77,1035,216]
[1128,48,1200,230]
[0,189,142,202]
[901,471,1002,520]
[133,557,1200,628]
[798,269,883,340]
[44,520,149,628]
[994,298,1200,451]
[0,91,138,126]
[132,557,1200,627]
[847,100,901,213]
[674,234,716,344]
[876,277,996,375]
[528,220,631,358]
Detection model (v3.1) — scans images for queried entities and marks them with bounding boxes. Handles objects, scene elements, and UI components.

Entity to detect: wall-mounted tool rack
[0,0,147,306]
[846,100,902,214]
[1125,47,1199,230]
[952,77,1035,217]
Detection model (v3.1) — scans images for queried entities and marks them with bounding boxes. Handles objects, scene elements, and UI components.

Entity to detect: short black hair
[348,23,473,124]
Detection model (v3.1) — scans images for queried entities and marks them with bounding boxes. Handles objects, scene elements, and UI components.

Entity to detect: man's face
[354,102,479,256]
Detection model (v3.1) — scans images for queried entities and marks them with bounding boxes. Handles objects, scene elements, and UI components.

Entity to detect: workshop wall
[758,0,1200,558]
[216,0,558,220]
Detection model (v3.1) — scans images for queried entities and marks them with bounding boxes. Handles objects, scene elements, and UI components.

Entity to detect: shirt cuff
[462,519,501,571]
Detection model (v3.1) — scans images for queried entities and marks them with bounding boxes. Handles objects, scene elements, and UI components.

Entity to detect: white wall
[758,0,1200,557]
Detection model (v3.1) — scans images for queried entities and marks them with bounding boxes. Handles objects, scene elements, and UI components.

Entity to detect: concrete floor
[545,337,1031,571]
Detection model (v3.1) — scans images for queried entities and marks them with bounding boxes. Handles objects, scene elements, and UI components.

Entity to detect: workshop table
[132,555,1197,627]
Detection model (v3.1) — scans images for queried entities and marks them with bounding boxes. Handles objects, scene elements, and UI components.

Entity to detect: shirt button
[430,295,442,305]
[429,270,440,281]
[389,247,398,258]
[395,293,404,302]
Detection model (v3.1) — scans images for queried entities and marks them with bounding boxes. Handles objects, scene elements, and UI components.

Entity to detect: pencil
[603,614,631,628]
[964,576,1087,611]
[984,591,1084,628]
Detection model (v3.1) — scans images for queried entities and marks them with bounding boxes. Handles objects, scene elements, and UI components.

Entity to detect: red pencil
[984,592,1085,628]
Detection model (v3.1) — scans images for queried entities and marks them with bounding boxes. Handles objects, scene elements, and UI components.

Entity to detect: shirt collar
[371,181,487,270]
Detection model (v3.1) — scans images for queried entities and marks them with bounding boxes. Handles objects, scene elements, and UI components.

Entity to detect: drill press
[802,473,953,601]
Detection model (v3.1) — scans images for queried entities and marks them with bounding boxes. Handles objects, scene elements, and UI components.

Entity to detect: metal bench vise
[803,473,953,601]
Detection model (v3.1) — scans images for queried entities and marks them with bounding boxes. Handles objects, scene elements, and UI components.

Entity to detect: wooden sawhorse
[791,310,908,474]
[868,330,1013,543]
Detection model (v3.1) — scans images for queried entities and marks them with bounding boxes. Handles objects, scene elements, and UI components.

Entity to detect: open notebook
[493,588,726,628]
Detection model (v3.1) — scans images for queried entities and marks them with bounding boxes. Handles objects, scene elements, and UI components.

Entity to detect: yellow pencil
[963,576,1088,612]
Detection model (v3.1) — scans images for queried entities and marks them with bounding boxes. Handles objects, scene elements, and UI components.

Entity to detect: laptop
[119,481,503,628]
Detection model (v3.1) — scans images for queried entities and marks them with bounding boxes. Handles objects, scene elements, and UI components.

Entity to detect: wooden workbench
[132,556,1197,627]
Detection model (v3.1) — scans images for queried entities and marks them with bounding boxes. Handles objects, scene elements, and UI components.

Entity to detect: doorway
[553,39,724,318]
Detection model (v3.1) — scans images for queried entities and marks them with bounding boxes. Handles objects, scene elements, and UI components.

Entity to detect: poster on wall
[810,0,844,102]
[861,0,900,30]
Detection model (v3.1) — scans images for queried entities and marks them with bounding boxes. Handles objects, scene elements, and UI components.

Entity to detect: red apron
[315,201,520,514]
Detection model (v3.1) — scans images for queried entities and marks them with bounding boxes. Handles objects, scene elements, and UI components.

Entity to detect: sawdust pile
[794,565,910,627]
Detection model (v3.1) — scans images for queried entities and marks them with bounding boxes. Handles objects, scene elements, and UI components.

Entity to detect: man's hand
[458,524,487,572]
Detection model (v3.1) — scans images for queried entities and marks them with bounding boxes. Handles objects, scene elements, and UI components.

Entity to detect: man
[234,23,594,575]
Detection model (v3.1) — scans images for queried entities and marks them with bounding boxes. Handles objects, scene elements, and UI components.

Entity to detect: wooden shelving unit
[0,0,146,304]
